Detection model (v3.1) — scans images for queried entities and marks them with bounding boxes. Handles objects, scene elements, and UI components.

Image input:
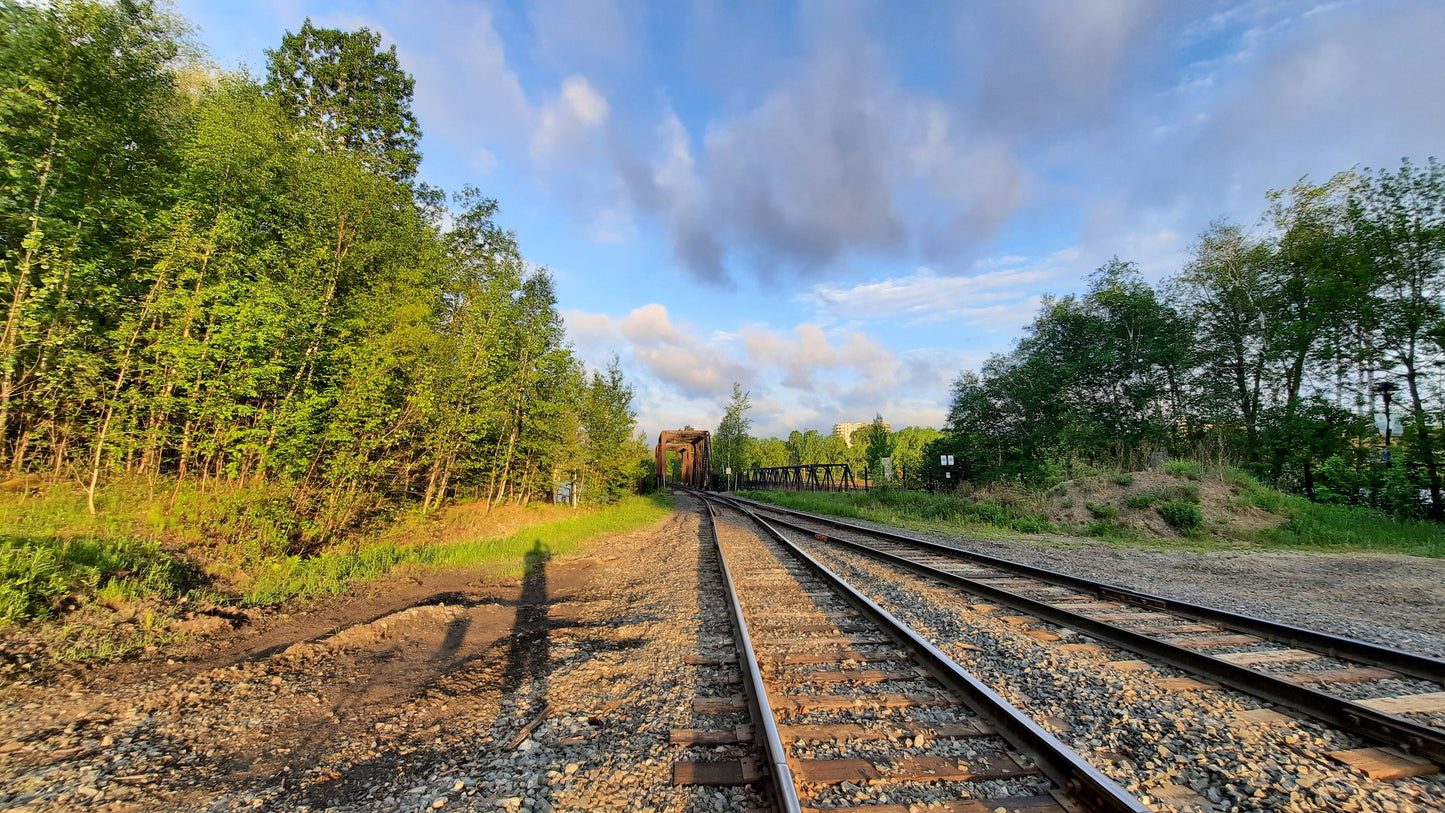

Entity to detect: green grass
[1,482,674,626]
[738,487,1052,536]
[1125,492,1159,509]
[0,534,196,625]
[1157,500,1204,532]
[242,494,674,604]
[1164,459,1202,480]
[1257,499,1445,557]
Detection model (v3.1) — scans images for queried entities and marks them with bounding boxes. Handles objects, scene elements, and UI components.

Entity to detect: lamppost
[1373,380,1399,465]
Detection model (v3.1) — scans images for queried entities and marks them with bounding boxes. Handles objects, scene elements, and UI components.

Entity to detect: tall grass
[1260,500,1445,557]
[740,487,1052,535]
[1,482,675,623]
[242,494,674,604]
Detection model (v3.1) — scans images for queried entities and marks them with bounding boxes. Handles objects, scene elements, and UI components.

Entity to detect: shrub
[1160,484,1201,504]
[1111,473,1136,486]
[1157,500,1204,532]
[1087,502,1118,520]
[1164,460,1202,480]
[1126,492,1159,509]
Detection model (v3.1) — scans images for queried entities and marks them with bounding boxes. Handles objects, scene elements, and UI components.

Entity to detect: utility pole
[1374,380,1398,465]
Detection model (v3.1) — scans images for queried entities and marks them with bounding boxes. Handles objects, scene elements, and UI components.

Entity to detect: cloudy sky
[176,0,1445,438]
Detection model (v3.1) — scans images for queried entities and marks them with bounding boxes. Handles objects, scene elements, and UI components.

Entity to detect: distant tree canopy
[931,160,1445,519]
[0,1,644,543]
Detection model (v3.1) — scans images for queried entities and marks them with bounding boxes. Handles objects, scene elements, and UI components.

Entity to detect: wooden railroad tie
[1356,690,1445,715]
[801,795,1067,813]
[1326,747,1440,780]
[671,757,763,786]
[793,753,1035,784]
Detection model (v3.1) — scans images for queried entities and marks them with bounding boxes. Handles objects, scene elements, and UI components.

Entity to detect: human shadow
[502,539,551,695]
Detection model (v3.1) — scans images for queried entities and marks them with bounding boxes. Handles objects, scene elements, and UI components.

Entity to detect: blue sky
[175,0,1445,438]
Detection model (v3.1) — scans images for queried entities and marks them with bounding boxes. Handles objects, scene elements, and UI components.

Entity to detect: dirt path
[0,498,765,813]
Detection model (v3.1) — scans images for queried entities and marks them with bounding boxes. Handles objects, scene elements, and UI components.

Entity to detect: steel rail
[726,493,1445,684]
[696,495,804,813]
[692,488,1150,813]
[714,493,1445,763]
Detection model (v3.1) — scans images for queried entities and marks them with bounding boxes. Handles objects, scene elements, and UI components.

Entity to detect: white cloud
[564,304,961,438]
[799,250,1082,328]
[531,76,610,159]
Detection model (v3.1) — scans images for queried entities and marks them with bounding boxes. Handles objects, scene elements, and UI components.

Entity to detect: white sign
[940,455,955,466]
[725,467,731,475]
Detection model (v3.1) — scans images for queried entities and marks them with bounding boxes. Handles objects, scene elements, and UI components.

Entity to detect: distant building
[833,421,890,447]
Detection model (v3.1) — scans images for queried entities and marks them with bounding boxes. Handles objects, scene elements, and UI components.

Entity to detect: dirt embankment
[1042,470,1276,538]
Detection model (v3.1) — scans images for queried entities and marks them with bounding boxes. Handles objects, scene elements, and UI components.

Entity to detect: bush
[1111,473,1136,486]
[1164,460,1202,480]
[1160,484,1201,504]
[1157,500,1204,532]
[0,535,193,624]
[1125,492,1159,509]
[1087,502,1118,520]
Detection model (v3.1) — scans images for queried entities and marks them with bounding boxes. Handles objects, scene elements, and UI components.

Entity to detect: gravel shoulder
[0,499,765,813]
[743,501,1445,658]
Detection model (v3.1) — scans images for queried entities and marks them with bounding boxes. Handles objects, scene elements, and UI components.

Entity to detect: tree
[785,429,826,465]
[1349,158,1445,516]
[712,382,751,487]
[0,0,182,478]
[750,437,789,469]
[1172,221,1277,458]
[862,413,894,476]
[581,357,639,503]
[265,20,421,180]
[890,426,941,487]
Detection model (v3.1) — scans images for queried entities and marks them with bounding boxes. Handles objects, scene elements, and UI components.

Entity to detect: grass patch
[1258,500,1445,557]
[1125,492,1159,509]
[738,487,1052,536]
[1160,484,1201,504]
[1111,473,1136,486]
[1086,502,1118,520]
[1164,459,1203,480]
[0,535,196,625]
[1157,500,1204,532]
[242,494,673,604]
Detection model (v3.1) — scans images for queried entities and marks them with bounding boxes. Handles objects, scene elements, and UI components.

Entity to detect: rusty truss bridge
[740,463,865,492]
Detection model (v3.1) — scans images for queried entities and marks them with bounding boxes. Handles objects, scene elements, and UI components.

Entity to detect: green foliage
[1160,484,1201,504]
[1157,500,1204,532]
[1264,502,1444,557]
[928,158,1445,522]
[0,533,192,624]
[741,487,1052,536]
[1111,473,1136,486]
[244,495,671,604]
[713,383,752,486]
[862,414,895,474]
[1086,502,1118,520]
[1125,492,1159,509]
[1163,460,1201,480]
[0,4,644,544]
[265,19,421,179]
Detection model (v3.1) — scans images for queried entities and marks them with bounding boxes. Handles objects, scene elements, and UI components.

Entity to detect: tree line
[928,163,1445,519]
[708,383,940,489]
[0,2,645,546]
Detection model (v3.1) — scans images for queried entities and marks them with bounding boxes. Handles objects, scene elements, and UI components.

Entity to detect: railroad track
[678,488,1150,813]
[718,491,1445,779]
